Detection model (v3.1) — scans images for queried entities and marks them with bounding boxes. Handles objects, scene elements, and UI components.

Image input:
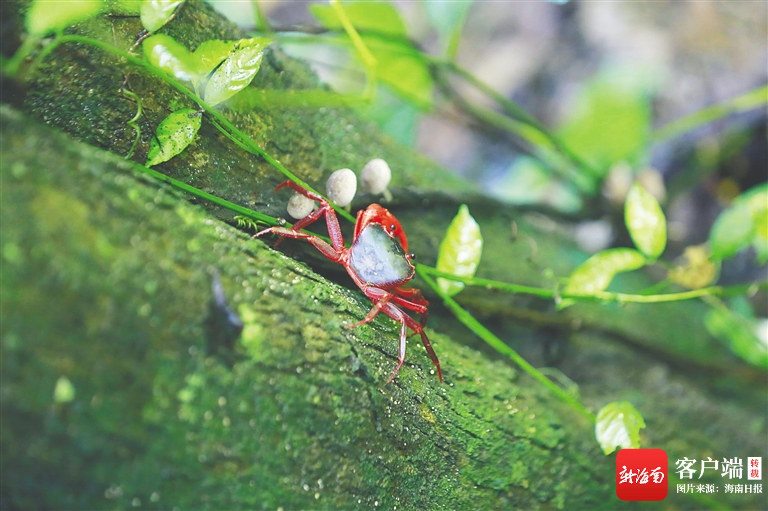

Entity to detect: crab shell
[349,205,414,289]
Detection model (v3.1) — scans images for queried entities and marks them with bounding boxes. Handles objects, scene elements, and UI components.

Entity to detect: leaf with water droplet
[146,108,201,166]
[436,205,483,296]
[191,39,237,94]
[140,0,184,33]
[595,401,645,455]
[561,248,646,306]
[203,37,269,107]
[27,0,103,35]
[143,34,197,82]
[625,182,666,259]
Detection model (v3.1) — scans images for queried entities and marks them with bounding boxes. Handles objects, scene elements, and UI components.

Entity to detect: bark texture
[2,1,766,509]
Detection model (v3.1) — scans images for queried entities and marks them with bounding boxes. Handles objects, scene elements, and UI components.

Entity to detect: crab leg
[267,180,345,252]
[355,287,442,382]
[253,227,342,262]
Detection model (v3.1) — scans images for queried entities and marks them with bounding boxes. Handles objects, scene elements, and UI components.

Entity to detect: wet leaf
[563,248,646,298]
[705,305,768,370]
[140,0,184,33]
[27,0,103,35]
[143,34,197,82]
[436,205,483,296]
[667,245,718,289]
[595,401,645,455]
[146,108,201,166]
[193,40,237,77]
[625,182,666,259]
[309,1,407,38]
[203,38,269,107]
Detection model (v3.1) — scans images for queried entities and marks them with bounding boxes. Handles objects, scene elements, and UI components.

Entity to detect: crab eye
[407,253,416,260]
[390,224,397,233]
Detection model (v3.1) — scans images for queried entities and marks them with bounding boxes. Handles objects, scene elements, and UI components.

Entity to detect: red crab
[255,180,442,383]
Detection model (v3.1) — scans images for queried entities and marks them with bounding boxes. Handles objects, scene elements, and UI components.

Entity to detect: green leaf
[709,182,768,261]
[309,2,433,108]
[203,38,269,107]
[193,40,237,77]
[705,305,768,370]
[191,40,238,95]
[140,0,184,33]
[309,1,407,38]
[26,0,103,35]
[142,34,197,82]
[436,205,483,296]
[363,36,433,109]
[563,248,646,297]
[558,69,652,175]
[146,108,201,166]
[422,0,473,56]
[625,183,666,259]
[709,202,754,260]
[595,401,645,455]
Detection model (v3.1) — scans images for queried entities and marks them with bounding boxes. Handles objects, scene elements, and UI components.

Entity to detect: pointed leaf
[563,248,646,297]
[140,0,184,33]
[595,401,645,455]
[203,38,269,106]
[436,205,483,296]
[146,108,201,166]
[142,34,197,82]
[191,40,238,95]
[193,40,238,77]
[27,0,103,35]
[709,203,754,260]
[625,182,666,259]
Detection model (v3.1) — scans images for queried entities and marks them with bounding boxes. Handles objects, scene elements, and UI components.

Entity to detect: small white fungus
[360,158,391,195]
[326,168,357,207]
[286,192,315,219]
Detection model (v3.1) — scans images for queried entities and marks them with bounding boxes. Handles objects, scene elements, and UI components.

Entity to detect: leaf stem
[418,266,767,304]
[417,266,596,422]
[651,84,768,143]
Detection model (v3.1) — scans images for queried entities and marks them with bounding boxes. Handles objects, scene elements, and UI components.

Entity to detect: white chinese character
[722,457,743,479]
[699,457,719,479]
[651,467,665,484]
[696,484,705,493]
[677,484,686,493]
[725,484,733,493]
[734,484,744,493]
[619,466,636,484]
[755,484,763,493]
[705,484,715,493]
[676,458,697,479]
[745,484,753,493]
[637,467,649,484]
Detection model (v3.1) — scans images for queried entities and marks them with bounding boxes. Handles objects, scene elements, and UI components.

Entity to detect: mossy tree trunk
[2,1,765,510]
